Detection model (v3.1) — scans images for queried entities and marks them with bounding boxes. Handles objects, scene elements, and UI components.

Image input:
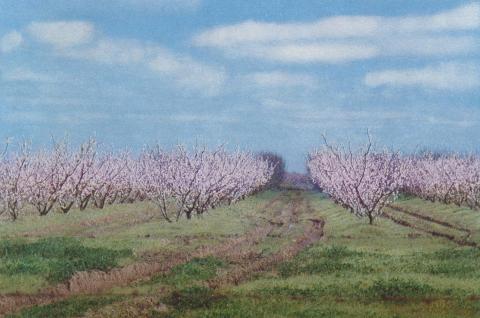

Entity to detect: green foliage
[0,237,132,283]
[6,296,122,318]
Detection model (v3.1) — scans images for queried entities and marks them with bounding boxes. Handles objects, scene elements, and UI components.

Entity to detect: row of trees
[256,152,285,190]
[0,139,273,221]
[308,136,480,224]
[308,136,407,224]
[6,135,476,225]
[403,154,480,209]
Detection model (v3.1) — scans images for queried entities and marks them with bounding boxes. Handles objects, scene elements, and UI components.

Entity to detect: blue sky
[0,0,479,171]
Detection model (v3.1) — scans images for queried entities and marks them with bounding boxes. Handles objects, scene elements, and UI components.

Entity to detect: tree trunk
[80,196,91,210]
[61,201,75,214]
[94,197,106,209]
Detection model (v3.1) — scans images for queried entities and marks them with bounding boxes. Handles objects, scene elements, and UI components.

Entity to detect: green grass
[0,191,280,294]
[393,197,480,243]
[176,192,480,318]
[155,256,226,288]
[0,237,132,292]
[278,245,369,276]
[6,295,122,318]
[165,296,479,318]
[165,286,221,311]
[2,190,480,318]
[0,191,278,253]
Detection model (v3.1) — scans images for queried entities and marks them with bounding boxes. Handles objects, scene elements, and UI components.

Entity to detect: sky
[0,0,479,171]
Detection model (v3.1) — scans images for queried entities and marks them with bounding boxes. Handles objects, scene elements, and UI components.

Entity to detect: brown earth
[0,193,289,316]
[383,207,477,247]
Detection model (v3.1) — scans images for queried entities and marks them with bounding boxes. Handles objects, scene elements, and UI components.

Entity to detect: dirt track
[384,205,477,247]
[208,191,324,288]
[1,192,319,317]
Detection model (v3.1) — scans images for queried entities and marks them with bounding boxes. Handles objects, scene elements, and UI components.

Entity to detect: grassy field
[1,190,479,317]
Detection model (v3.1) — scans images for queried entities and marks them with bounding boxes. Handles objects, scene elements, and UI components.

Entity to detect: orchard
[2,136,480,225]
[0,139,273,221]
[308,136,480,224]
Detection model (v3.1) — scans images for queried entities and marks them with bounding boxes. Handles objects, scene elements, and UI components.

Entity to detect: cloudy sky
[0,0,479,171]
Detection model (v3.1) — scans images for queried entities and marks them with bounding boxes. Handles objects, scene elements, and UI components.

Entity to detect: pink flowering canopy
[0,139,273,221]
[308,136,407,224]
[403,153,480,209]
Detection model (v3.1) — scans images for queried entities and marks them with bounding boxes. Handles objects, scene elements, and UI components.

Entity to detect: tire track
[208,192,325,288]
[388,204,471,235]
[0,193,287,317]
[207,219,324,288]
[83,192,325,317]
[382,207,477,247]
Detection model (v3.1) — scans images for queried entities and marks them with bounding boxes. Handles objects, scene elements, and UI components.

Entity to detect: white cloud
[1,68,55,82]
[195,3,480,46]
[387,2,480,33]
[47,27,226,96]
[62,39,151,65]
[193,3,480,63]
[193,17,379,47]
[149,52,226,96]
[245,71,317,88]
[379,36,478,57]
[27,21,94,48]
[1,31,23,53]
[364,62,480,90]
[236,43,379,63]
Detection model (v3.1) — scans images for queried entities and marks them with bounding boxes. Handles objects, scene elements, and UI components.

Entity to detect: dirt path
[0,193,289,317]
[207,218,324,288]
[84,191,325,317]
[388,204,471,235]
[208,191,324,288]
[383,205,477,247]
